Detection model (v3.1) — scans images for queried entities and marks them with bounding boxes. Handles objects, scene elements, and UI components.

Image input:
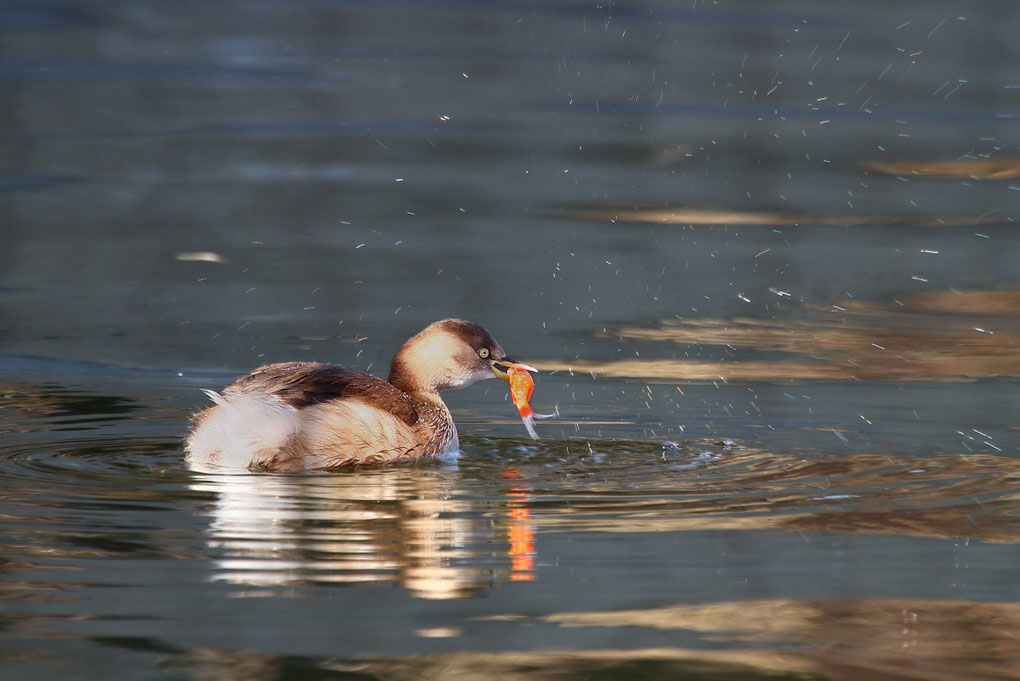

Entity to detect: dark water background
[3,1,1020,680]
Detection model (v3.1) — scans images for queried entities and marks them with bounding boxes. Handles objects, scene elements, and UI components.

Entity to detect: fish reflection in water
[501,467,536,581]
[187,462,538,598]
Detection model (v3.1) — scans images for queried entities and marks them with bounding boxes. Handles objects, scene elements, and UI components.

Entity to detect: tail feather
[187,391,302,470]
[202,389,229,409]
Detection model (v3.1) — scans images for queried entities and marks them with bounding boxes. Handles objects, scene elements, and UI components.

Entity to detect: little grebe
[186,319,536,471]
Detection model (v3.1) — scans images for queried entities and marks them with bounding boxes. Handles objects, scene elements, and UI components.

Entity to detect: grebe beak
[491,357,538,379]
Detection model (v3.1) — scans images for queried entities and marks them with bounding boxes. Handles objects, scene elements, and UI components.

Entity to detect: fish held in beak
[504,365,555,440]
[491,357,537,379]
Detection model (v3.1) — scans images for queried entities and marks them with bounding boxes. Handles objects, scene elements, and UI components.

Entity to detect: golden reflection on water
[558,205,996,227]
[540,289,1020,381]
[538,597,1020,681]
[863,157,1020,179]
[178,594,1020,681]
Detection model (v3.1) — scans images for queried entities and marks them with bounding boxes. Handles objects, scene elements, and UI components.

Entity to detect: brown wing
[223,361,418,426]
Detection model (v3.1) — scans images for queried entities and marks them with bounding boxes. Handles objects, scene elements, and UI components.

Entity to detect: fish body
[507,366,536,418]
[506,367,554,439]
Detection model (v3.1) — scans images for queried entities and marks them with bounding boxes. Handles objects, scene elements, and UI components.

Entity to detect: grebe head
[389,319,535,393]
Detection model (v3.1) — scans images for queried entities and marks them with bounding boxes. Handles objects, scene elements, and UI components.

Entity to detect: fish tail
[517,404,535,419]
[521,414,539,440]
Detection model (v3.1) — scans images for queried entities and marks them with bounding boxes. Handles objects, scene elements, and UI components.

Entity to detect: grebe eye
[478,348,490,359]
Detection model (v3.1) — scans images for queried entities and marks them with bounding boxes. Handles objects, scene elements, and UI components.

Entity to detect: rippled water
[4,361,1020,680]
[4,1,1020,680]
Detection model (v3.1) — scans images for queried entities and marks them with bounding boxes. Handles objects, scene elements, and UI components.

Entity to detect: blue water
[3,1,1020,679]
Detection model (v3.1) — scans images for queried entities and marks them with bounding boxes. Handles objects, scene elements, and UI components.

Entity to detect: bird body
[186,319,531,471]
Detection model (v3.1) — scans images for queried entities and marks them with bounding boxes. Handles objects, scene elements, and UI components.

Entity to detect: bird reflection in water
[188,462,540,598]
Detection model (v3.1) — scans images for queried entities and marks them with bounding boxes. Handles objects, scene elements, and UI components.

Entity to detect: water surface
[2,1,1020,680]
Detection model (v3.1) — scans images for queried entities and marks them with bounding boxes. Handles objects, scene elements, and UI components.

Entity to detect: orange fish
[505,366,555,439]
